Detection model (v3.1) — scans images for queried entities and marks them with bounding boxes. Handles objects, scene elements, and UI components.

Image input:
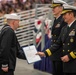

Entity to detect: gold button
[74,52,76,54]
[67,43,70,45]
[68,50,70,52]
[54,40,55,42]
[63,43,65,45]
[63,50,64,52]
[70,38,74,43]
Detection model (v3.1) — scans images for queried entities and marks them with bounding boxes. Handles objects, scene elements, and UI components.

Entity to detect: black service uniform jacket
[45,20,76,73]
[51,15,66,61]
[0,25,26,71]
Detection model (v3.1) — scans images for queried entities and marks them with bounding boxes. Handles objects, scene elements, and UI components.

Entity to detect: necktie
[67,26,70,30]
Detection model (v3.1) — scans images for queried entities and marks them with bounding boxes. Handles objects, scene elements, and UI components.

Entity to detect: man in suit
[37,4,76,75]
[0,13,26,75]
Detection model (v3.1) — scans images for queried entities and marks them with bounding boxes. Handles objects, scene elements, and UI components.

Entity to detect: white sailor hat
[51,0,67,8]
[4,13,20,20]
[62,4,76,14]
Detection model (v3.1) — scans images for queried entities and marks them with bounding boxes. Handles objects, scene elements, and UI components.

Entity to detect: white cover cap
[51,0,67,8]
[63,4,76,10]
[62,4,76,14]
[52,0,67,4]
[4,13,20,20]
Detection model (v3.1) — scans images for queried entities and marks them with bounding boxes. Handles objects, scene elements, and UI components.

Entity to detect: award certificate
[23,45,41,64]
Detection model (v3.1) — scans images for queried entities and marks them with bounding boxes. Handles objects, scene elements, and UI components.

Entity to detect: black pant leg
[52,61,63,75]
[0,69,14,75]
[64,73,76,75]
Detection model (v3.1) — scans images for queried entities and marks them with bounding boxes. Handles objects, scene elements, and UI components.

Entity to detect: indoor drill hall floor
[15,59,52,75]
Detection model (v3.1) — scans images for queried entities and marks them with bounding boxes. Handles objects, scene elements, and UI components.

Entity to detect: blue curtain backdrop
[34,34,53,73]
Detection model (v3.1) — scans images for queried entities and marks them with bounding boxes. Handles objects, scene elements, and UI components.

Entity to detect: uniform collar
[68,19,76,27]
[55,15,61,19]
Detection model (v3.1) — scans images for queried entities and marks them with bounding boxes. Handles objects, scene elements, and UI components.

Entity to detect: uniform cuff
[44,49,52,57]
[2,64,8,68]
[69,51,76,59]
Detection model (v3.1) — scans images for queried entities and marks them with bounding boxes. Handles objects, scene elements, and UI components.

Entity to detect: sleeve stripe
[46,49,52,56]
[70,52,76,59]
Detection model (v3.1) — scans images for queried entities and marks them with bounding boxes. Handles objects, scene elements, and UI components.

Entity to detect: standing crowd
[0,0,52,17]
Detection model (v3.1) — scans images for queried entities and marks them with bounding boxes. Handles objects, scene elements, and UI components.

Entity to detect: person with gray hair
[0,13,26,75]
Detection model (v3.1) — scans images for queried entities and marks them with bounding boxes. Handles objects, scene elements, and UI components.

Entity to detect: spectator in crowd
[32,0,42,9]
[41,0,45,4]
[4,3,16,14]
[73,0,76,6]
[44,0,52,4]
[0,2,2,9]
[0,0,52,12]
[0,9,4,17]
[24,0,32,10]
